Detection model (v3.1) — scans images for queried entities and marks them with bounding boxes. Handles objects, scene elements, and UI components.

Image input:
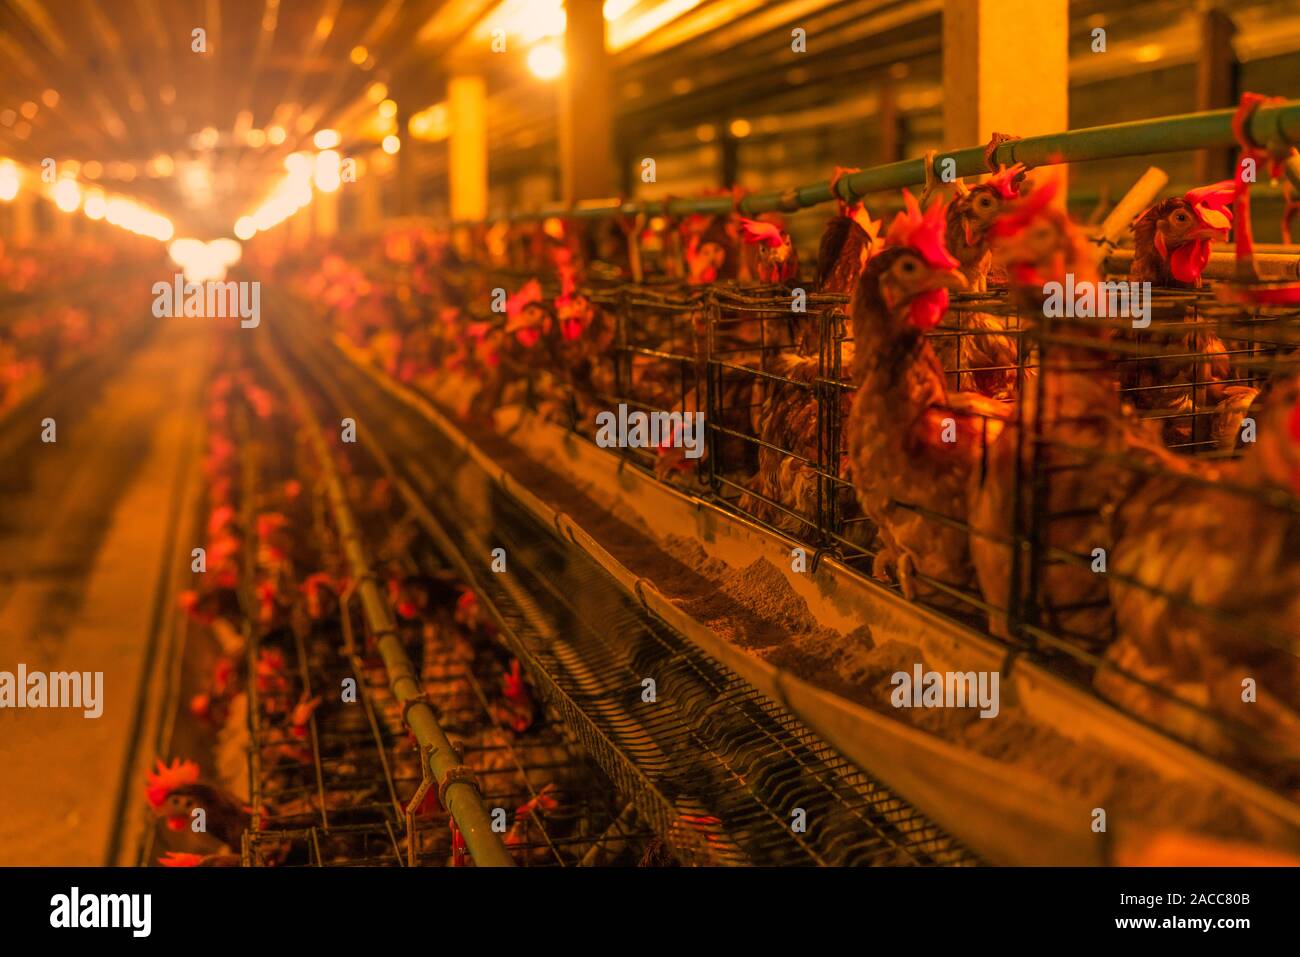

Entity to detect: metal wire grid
[267,327,653,866]
[416,265,1300,789]
[393,445,977,867]
[282,312,980,865]
[230,346,643,867]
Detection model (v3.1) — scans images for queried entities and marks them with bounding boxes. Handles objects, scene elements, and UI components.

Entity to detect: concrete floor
[0,322,207,865]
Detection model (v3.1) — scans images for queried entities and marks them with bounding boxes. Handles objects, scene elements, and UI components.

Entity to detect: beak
[935,268,968,291]
[1191,227,1228,241]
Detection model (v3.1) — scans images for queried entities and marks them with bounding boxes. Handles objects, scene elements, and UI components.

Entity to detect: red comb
[516,783,559,819]
[885,190,958,269]
[739,218,785,248]
[207,505,235,535]
[990,178,1061,239]
[1185,180,1235,231]
[1289,391,1300,444]
[159,852,206,867]
[256,512,287,539]
[301,572,335,593]
[146,757,200,808]
[985,163,1026,200]
[506,279,543,319]
[504,659,527,701]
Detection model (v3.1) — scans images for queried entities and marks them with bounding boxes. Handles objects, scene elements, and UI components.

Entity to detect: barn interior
[1,0,1300,870]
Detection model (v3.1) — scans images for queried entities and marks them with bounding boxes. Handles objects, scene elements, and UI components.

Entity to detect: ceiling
[3,0,1299,237]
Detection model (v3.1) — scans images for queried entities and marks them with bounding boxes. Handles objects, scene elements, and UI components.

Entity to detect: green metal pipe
[261,342,516,868]
[486,100,1300,224]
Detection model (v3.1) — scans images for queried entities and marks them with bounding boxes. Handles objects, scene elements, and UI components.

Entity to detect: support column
[52,205,73,242]
[314,188,338,239]
[397,101,417,216]
[878,80,901,164]
[10,189,36,246]
[1195,7,1239,182]
[357,150,383,234]
[560,0,613,201]
[289,203,312,246]
[943,0,1068,196]
[448,74,488,222]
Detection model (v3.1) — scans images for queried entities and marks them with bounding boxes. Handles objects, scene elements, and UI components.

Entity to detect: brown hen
[1096,375,1300,778]
[846,192,1007,608]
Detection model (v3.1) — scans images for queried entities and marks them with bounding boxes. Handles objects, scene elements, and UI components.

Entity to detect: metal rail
[260,340,516,867]
[481,100,1300,223]
[282,303,979,866]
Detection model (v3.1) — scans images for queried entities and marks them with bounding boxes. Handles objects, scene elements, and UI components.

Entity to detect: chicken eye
[1172,210,1191,225]
[898,257,920,275]
[974,195,994,210]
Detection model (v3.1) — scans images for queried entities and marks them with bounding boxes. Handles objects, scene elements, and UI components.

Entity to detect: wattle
[909,288,949,330]
[1169,240,1210,284]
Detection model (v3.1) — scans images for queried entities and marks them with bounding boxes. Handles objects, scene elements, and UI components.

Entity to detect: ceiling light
[83,190,106,220]
[314,150,342,192]
[527,43,564,81]
[0,161,19,202]
[313,129,341,149]
[52,178,81,213]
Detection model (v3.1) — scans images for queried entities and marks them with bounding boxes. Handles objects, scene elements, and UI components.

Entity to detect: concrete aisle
[0,322,208,865]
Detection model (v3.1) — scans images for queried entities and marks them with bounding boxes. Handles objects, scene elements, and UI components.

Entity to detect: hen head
[947,164,1026,259]
[740,218,799,284]
[145,758,202,830]
[505,279,554,346]
[989,178,1088,286]
[1132,180,1234,285]
[861,190,964,332]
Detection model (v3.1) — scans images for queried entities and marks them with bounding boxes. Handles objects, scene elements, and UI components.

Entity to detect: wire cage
[350,210,1300,797]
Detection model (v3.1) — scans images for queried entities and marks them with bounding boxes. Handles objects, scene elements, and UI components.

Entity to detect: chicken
[970,182,1179,645]
[845,191,1008,608]
[490,658,537,734]
[929,165,1027,400]
[1095,375,1300,778]
[738,204,881,540]
[681,215,737,286]
[945,164,1026,291]
[158,851,240,867]
[146,758,252,850]
[505,783,560,864]
[1124,181,1237,446]
[1129,181,1235,289]
[739,217,799,285]
[467,279,563,420]
[555,263,618,426]
[816,169,882,299]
